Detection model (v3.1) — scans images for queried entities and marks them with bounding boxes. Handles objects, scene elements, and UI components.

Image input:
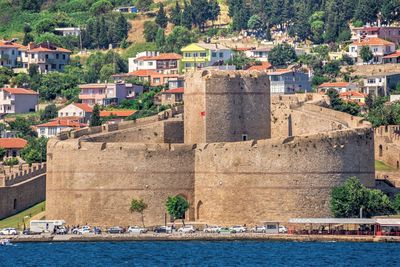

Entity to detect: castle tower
[184,70,271,144]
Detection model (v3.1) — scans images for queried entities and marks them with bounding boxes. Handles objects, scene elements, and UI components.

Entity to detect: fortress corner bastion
[46,70,375,226]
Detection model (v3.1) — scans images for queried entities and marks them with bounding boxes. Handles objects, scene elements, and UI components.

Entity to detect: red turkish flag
[200,111,206,117]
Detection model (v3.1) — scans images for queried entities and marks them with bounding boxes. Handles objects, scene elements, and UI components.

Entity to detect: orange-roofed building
[112,70,183,87]
[0,40,25,68]
[0,87,38,114]
[159,87,184,106]
[128,51,182,74]
[0,138,27,157]
[36,118,87,138]
[100,109,136,123]
[58,103,93,123]
[18,42,71,73]
[351,25,400,45]
[247,62,272,72]
[383,50,400,64]
[348,37,395,64]
[318,82,358,93]
[339,91,367,106]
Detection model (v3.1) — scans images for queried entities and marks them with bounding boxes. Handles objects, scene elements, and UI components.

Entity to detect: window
[373,48,378,52]
[212,52,217,57]
[40,128,45,135]
[139,61,144,66]
[367,79,375,84]
[219,52,223,57]
[60,112,63,116]
[31,54,34,59]
[51,64,56,69]
[185,63,191,67]
[56,53,59,59]
[148,62,153,66]
[11,50,14,55]
[185,53,191,57]
[200,52,206,57]
[13,199,17,210]
[242,134,248,141]
[193,52,198,57]
[62,54,66,60]
[48,127,58,136]
[45,54,49,59]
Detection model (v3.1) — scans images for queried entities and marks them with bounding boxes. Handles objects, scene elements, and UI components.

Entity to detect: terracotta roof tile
[352,37,394,46]
[2,88,38,95]
[0,138,27,149]
[339,91,367,97]
[72,103,93,112]
[163,87,184,94]
[247,62,272,71]
[136,53,182,61]
[383,51,400,59]
[319,82,351,88]
[37,119,86,128]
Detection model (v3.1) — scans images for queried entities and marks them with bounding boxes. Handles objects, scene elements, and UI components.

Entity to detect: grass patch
[0,201,45,230]
[375,160,395,172]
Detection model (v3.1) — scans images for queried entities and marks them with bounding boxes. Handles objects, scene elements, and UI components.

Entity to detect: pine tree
[22,23,34,46]
[155,3,168,29]
[181,1,193,30]
[170,1,182,26]
[90,104,102,127]
[191,0,210,30]
[208,0,221,26]
[155,28,166,51]
[116,14,129,43]
[99,17,108,49]
[353,0,378,24]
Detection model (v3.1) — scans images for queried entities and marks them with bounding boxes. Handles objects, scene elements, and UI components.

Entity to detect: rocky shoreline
[4,233,400,243]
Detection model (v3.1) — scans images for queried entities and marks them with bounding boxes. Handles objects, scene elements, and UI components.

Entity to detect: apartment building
[18,42,71,73]
[351,26,400,44]
[181,43,232,71]
[0,41,23,68]
[269,69,311,94]
[0,87,38,114]
[348,37,395,64]
[128,51,182,74]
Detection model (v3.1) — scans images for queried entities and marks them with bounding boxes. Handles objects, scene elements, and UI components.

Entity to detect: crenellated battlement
[0,163,46,187]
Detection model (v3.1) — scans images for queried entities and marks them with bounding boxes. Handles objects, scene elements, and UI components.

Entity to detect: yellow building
[181,43,232,72]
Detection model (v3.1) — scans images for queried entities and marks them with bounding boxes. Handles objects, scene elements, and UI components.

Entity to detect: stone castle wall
[184,70,271,144]
[0,164,46,219]
[375,125,400,168]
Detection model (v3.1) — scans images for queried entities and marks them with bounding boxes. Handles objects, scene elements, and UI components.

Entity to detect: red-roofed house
[383,50,400,64]
[18,42,71,73]
[318,82,358,93]
[128,51,182,74]
[112,70,182,87]
[0,40,25,68]
[100,110,136,123]
[339,91,367,106]
[0,87,38,114]
[351,26,400,44]
[0,138,27,157]
[36,118,87,138]
[160,87,184,105]
[58,103,93,123]
[247,62,272,72]
[348,37,395,64]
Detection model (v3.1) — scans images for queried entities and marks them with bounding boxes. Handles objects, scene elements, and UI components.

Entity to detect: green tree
[40,104,58,122]
[136,0,154,11]
[143,21,159,42]
[181,1,193,30]
[360,45,373,63]
[116,14,129,45]
[164,26,197,53]
[130,198,148,227]
[90,0,113,14]
[353,0,378,24]
[166,195,189,225]
[8,117,37,138]
[331,176,395,218]
[393,194,400,214]
[268,43,297,66]
[170,1,182,25]
[35,18,55,34]
[90,104,102,127]
[21,0,41,12]
[155,28,166,51]
[20,137,48,164]
[155,3,168,29]
[22,23,34,46]
[0,148,6,160]
[208,0,221,25]
[226,51,255,69]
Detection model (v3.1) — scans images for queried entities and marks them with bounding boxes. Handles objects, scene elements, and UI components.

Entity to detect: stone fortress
[46,70,375,227]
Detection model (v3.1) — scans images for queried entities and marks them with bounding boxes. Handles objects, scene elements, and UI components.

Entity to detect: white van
[30,220,66,234]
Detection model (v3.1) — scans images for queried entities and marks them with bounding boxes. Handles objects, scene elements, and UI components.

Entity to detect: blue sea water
[1,241,400,267]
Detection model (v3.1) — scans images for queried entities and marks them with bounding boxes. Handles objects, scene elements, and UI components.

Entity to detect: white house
[361,73,400,96]
[58,103,93,123]
[54,27,81,37]
[36,118,86,138]
[348,37,395,64]
[0,40,23,68]
[317,82,358,93]
[128,52,182,74]
[244,48,270,61]
[0,87,38,114]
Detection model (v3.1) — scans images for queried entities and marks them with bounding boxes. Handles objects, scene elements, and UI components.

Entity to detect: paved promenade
[3,233,400,243]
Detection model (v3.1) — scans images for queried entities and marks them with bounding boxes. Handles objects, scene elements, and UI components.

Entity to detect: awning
[289,218,376,224]
[375,218,400,226]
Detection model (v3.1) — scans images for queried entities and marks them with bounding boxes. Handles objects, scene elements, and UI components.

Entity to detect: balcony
[79,94,107,100]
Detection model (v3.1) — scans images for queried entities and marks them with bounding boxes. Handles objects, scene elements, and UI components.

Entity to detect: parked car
[251,226,266,233]
[0,228,18,235]
[153,226,172,233]
[219,227,236,234]
[72,226,91,235]
[93,227,102,235]
[127,226,147,234]
[107,226,125,234]
[23,228,40,235]
[203,226,220,233]
[55,226,68,235]
[278,225,287,234]
[177,225,196,233]
[230,225,247,233]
